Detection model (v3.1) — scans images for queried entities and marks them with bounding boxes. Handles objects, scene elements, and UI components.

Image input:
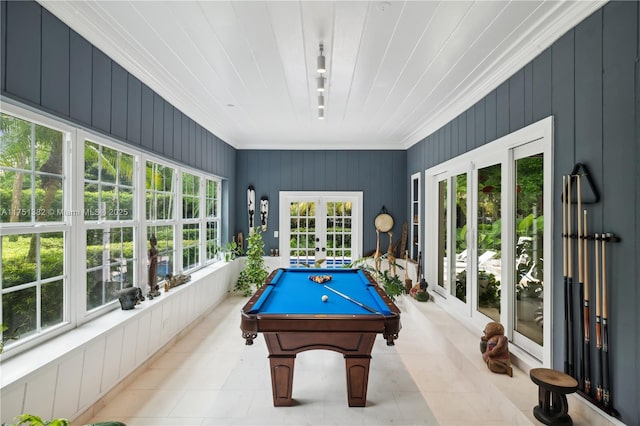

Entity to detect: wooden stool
[529,368,578,426]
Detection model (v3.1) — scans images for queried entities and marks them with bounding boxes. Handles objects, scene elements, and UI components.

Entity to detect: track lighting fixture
[317,43,326,73]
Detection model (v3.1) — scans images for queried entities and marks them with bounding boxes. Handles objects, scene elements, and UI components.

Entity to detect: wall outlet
[274,231,278,238]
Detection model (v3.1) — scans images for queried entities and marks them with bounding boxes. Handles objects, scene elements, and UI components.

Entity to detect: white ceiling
[39,1,604,150]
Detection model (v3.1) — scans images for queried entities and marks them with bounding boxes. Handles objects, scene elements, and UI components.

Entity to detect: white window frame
[0,102,75,354]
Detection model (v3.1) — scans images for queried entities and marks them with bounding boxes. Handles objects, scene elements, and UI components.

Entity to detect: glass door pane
[514,154,544,345]
[477,163,501,321]
[454,173,468,302]
[325,200,353,267]
[437,179,448,290]
[289,201,317,267]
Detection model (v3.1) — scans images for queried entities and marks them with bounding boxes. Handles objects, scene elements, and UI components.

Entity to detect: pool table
[240,267,401,407]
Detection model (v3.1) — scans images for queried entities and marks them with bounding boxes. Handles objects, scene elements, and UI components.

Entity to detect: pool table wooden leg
[345,355,371,407]
[268,355,296,406]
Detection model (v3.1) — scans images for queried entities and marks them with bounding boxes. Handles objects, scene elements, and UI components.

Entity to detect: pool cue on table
[601,234,610,407]
[323,285,382,315]
[595,233,603,403]
[566,175,575,377]
[577,175,585,389]
[582,209,591,395]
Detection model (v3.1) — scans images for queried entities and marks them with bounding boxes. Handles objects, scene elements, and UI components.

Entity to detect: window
[146,161,176,284]
[0,102,225,356]
[1,112,69,346]
[181,172,200,270]
[205,179,221,261]
[84,139,137,312]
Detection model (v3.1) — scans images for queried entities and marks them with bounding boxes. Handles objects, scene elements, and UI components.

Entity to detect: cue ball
[322,295,329,302]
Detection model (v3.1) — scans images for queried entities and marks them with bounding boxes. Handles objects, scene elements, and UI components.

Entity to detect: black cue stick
[582,209,591,395]
[323,285,382,315]
[595,233,603,403]
[577,175,585,389]
[562,176,569,374]
[566,175,575,377]
[601,234,611,407]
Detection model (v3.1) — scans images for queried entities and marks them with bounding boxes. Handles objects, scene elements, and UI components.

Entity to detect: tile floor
[81,295,600,426]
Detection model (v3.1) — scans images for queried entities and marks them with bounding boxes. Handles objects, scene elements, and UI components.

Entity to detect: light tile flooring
[81,295,599,426]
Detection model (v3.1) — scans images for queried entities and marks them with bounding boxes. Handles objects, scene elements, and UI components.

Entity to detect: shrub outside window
[84,139,137,312]
[0,113,68,346]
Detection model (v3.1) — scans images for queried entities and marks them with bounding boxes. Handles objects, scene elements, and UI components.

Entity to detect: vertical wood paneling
[524,62,534,125]
[532,48,552,122]
[173,109,181,161]
[91,48,111,133]
[163,102,173,159]
[451,117,460,158]
[552,31,575,172]
[496,81,509,139]
[575,10,603,231]
[196,124,203,169]
[509,69,525,132]
[458,112,467,155]
[602,3,637,419]
[551,29,576,371]
[140,84,154,151]
[443,122,451,160]
[70,31,92,126]
[466,107,475,150]
[152,94,164,153]
[5,1,40,104]
[126,74,142,145]
[1,0,6,93]
[52,352,84,419]
[41,9,69,116]
[475,100,485,148]
[101,330,124,393]
[180,113,189,163]
[189,120,196,165]
[485,90,497,143]
[110,62,127,139]
[79,340,106,408]
[23,368,57,421]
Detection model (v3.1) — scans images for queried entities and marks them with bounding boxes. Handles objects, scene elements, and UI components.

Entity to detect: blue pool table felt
[249,268,392,315]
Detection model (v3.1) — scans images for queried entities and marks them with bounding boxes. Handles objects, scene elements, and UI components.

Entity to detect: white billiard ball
[321,295,328,302]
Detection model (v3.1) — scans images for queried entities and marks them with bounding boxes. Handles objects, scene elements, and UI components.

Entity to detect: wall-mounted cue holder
[561,165,621,418]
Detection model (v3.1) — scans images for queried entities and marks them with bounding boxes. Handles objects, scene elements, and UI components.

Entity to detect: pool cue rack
[562,164,620,418]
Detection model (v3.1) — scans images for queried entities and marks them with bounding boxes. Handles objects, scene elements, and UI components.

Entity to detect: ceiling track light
[317,43,326,74]
[318,108,325,120]
[317,76,325,92]
[318,94,325,109]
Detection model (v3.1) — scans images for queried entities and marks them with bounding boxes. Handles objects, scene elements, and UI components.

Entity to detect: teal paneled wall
[407,3,639,423]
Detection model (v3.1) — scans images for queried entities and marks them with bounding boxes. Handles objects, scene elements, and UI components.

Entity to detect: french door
[425,117,552,363]
[279,192,362,268]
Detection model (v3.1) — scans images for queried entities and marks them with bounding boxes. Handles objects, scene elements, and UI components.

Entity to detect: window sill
[0,260,234,389]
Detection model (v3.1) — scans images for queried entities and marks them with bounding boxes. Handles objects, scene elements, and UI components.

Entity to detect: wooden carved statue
[480,321,513,376]
[386,231,396,276]
[147,235,161,299]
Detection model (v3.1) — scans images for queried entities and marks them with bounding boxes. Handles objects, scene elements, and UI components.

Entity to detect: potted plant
[234,229,269,296]
[347,254,404,302]
[224,240,238,262]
